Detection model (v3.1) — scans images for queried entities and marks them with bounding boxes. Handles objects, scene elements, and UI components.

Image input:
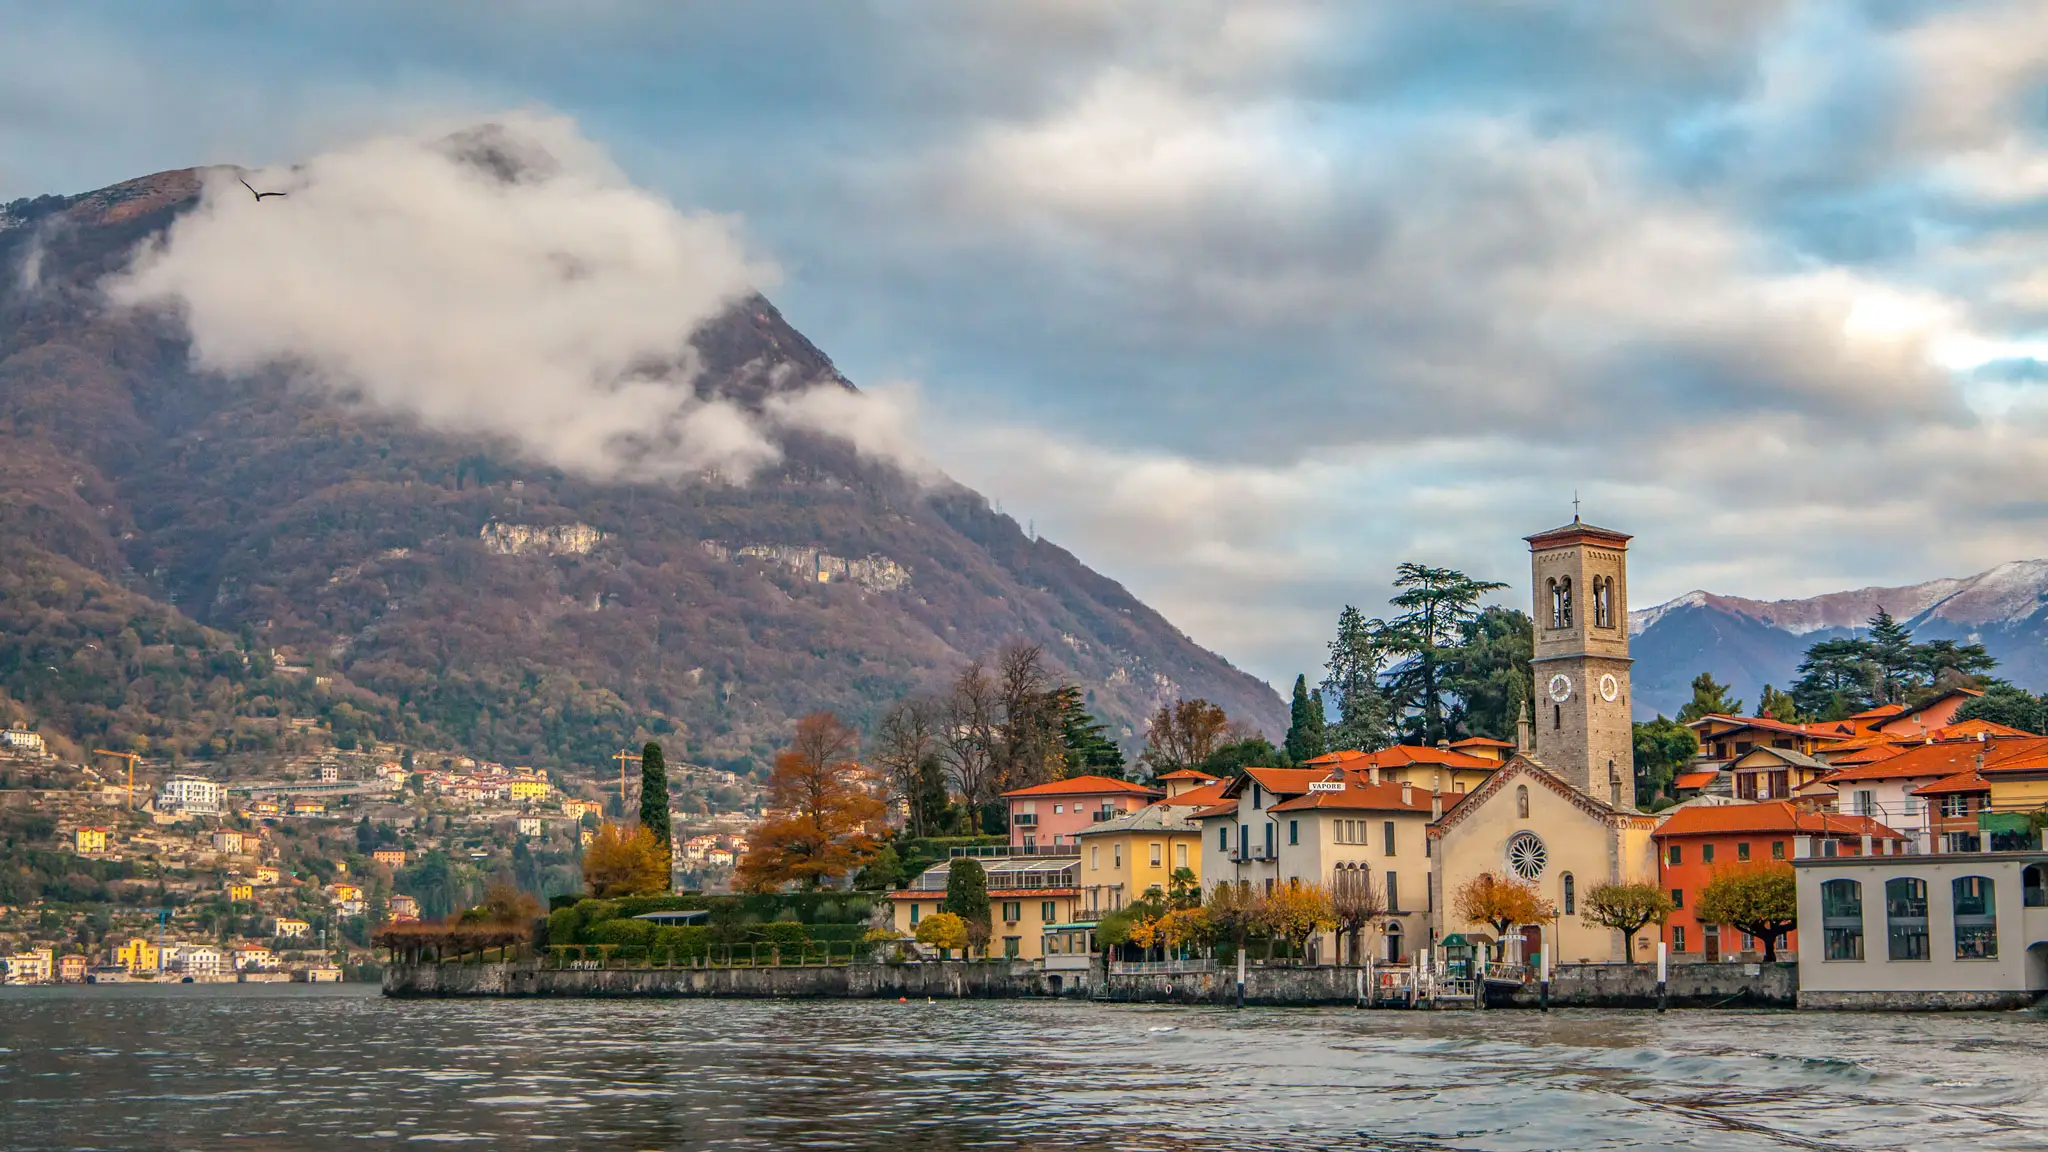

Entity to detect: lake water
[3,984,2046,1150]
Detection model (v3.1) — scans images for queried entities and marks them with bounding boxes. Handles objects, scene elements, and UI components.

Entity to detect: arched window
[1885,878,1929,961]
[1593,577,1612,629]
[1384,920,1404,964]
[1822,879,1863,960]
[1547,578,1562,629]
[1562,872,1576,915]
[1558,578,1574,628]
[1516,785,1530,819]
[1954,876,1998,959]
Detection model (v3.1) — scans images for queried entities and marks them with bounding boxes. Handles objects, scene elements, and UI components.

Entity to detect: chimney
[1436,738,1450,752]
[1976,752,1986,773]
[1369,764,1381,787]
[1860,832,1873,856]
[1401,780,1413,806]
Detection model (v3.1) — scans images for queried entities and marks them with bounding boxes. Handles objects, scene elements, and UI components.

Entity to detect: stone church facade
[1427,517,1660,966]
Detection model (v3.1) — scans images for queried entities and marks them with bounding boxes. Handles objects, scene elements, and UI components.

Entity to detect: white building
[1,729,46,755]
[232,946,278,972]
[1795,846,2048,1009]
[3,949,54,984]
[158,775,223,816]
[170,945,224,977]
[212,830,247,854]
[517,816,542,838]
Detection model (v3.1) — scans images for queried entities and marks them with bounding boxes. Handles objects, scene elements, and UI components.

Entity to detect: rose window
[1505,831,1547,881]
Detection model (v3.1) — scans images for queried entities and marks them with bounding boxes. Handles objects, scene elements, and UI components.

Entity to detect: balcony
[1090,809,1122,823]
[1011,814,1037,827]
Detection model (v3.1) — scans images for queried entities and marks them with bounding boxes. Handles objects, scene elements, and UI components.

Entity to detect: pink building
[1003,776,1163,850]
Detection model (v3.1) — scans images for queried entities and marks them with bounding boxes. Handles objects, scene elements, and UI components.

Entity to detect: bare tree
[994,642,1068,790]
[1139,698,1230,778]
[872,696,942,818]
[1331,867,1389,966]
[942,659,1002,816]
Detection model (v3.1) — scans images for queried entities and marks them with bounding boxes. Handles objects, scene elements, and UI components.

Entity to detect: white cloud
[105,112,788,480]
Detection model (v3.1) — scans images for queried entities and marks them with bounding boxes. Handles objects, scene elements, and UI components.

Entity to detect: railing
[1011,814,1037,827]
[1090,809,1123,822]
[949,844,1080,859]
[544,942,868,969]
[1110,958,1216,975]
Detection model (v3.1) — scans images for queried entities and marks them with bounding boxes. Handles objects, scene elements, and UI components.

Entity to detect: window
[1218,826,1228,851]
[1386,872,1400,912]
[1517,785,1530,819]
[1672,925,1685,952]
[1002,901,1021,921]
[1737,842,1750,862]
[1668,844,1682,866]
[1240,825,1249,858]
[1671,888,1683,909]
[1252,785,1262,810]
[1826,877,1875,959]
[1858,791,1880,817]
[1954,876,1998,959]
[1041,901,1056,921]
[1563,872,1576,915]
[1768,771,1789,800]
[1091,845,1099,869]
[1594,575,1612,629]
[1004,936,1020,959]
[1736,774,1758,800]
[1054,804,1063,814]
[910,904,921,925]
[1821,840,1840,858]
[1176,844,1188,869]
[1942,794,1970,818]
[1288,821,1299,846]
[1554,704,1561,731]
[1886,878,1929,961]
[1702,844,1715,865]
[1265,823,1275,857]
[1771,840,1785,861]
[1150,842,1162,867]
[1113,844,1122,869]
[1383,821,1396,855]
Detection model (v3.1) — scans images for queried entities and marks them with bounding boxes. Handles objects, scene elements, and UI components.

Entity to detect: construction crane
[93,749,142,809]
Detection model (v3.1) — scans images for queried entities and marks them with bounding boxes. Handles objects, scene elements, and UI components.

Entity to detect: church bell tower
[1526,515,1635,810]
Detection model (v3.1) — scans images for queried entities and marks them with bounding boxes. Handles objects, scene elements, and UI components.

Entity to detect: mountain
[0,168,1284,773]
[1628,563,2048,718]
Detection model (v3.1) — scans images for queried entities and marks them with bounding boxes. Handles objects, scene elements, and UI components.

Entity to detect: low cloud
[105,112,801,480]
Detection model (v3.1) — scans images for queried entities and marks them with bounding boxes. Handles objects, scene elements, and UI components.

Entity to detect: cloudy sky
[7,1,2048,692]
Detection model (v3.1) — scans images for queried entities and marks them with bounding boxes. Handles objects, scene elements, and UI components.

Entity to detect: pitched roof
[1223,766,1331,798]
[1653,800,1903,839]
[1672,771,1718,790]
[1303,745,1500,771]
[1428,753,1638,837]
[1729,746,1832,771]
[1926,718,2037,742]
[1153,769,1219,782]
[1524,518,1631,547]
[1190,800,1239,820]
[1912,768,1990,797]
[1689,714,1857,742]
[1162,780,1231,809]
[1001,775,1162,799]
[1821,736,2048,784]
[1447,737,1515,750]
[1073,805,1200,836]
[1269,779,1439,814]
[1848,703,1909,721]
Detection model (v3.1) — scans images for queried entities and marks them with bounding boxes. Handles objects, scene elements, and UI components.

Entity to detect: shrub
[756,921,811,948]
[588,918,653,947]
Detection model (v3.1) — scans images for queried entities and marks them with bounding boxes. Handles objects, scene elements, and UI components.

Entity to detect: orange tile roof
[1690,714,1857,742]
[1269,780,1438,814]
[1448,736,1515,749]
[1303,745,1499,770]
[1654,800,1903,840]
[1002,775,1163,799]
[1822,736,2048,784]
[1672,771,1718,790]
[1162,780,1231,808]
[1926,718,2037,742]
[1189,800,1238,820]
[1912,768,1990,797]
[1848,703,1909,721]
[1232,766,1332,795]
[1153,769,1219,782]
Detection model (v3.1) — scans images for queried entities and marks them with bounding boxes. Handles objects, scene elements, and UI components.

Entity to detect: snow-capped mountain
[1627,562,2048,718]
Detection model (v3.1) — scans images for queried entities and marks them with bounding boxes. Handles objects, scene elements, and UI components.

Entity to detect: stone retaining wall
[384,960,1057,999]
[1797,988,2040,1011]
[1503,963,1797,1009]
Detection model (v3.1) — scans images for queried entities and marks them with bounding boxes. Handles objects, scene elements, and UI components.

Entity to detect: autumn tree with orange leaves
[737,711,886,891]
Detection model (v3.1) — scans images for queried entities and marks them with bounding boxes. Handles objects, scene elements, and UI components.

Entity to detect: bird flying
[238,177,286,201]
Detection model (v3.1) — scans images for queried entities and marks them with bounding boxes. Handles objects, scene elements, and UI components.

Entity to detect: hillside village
[0,733,756,983]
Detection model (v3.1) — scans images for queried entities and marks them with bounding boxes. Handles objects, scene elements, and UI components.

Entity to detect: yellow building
[75,827,110,854]
[331,883,363,903]
[1072,806,1203,919]
[115,937,159,973]
[888,854,1080,960]
[253,866,280,886]
[227,883,254,902]
[274,918,311,939]
[372,849,406,869]
[509,779,550,803]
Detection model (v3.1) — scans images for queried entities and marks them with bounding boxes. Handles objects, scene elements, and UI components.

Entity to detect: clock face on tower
[1599,673,1620,702]
[1547,673,1573,703]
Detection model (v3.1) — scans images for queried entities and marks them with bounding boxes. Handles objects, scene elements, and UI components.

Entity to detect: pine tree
[1377,564,1508,746]
[1675,672,1743,724]
[638,740,672,848]
[1323,606,1392,752]
[1866,608,1919,704]
[912,753,952,837]
[1284,674,1325,763]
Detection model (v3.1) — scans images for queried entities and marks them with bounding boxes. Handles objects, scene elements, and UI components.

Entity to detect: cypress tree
[1285,674,1327,764]
[638,740,672,848]
[943,857,991,929]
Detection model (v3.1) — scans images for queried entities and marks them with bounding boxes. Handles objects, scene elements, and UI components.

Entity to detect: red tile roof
[1162,780,1231,808]
[1690,714,1857,741]
[1672,771,1718,790]
[1229,766,1333,796]
[1912,768,1989,797]
[1654,801,1903,840]
[1926,718,2037,742]
[1448,736,1515,750]
[1821,744,1909,767]
[1269,780,1439,814]
[1002,775,1162,799]
[1189,800,1238,820]
[1153,769,1219,782]
[1303,745,1499,770]
[1821,736,2048,784]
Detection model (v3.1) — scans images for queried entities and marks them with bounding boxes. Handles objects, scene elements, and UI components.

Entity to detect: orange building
[1654,802,1904,961]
